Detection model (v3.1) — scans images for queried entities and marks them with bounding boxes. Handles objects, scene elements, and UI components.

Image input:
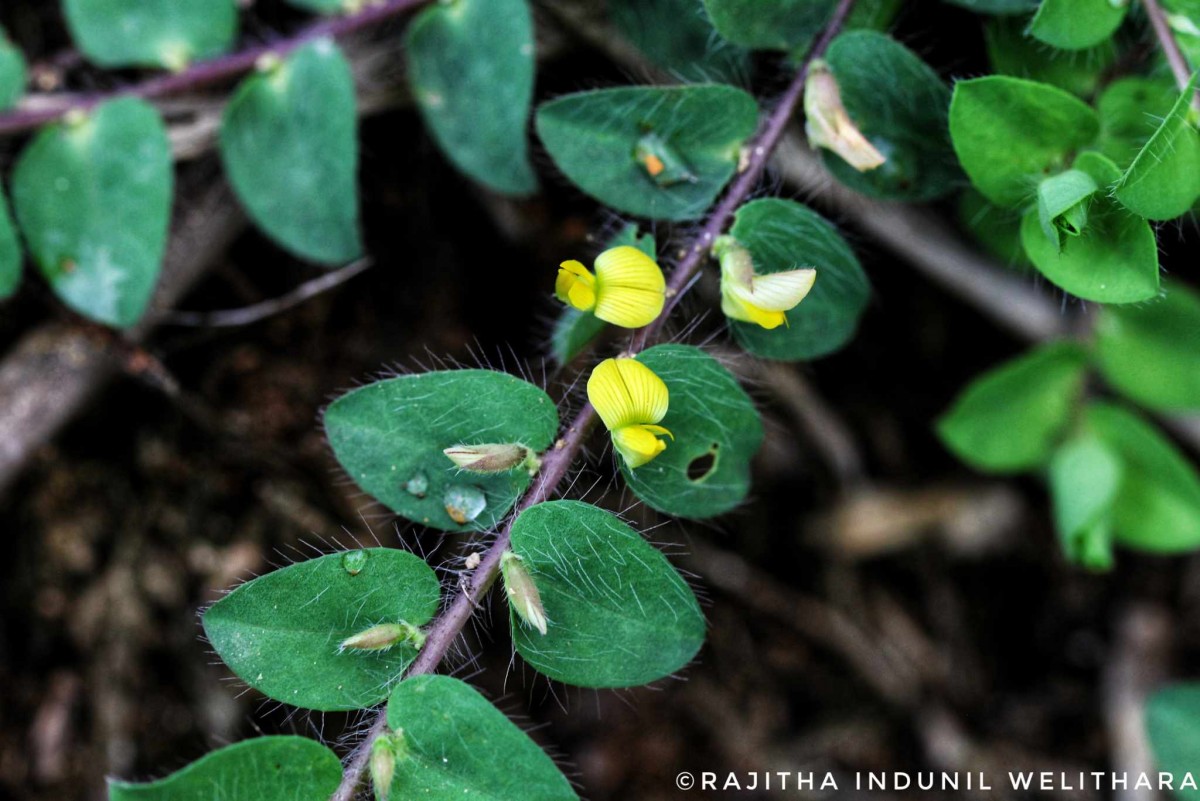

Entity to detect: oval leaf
[937,342,1088,473]
[0,185,21,300]
[220,39,362,265]
[1097,78,1179,169]
[13,98,173,328]
[64,0,238,69]
[1029,0,1127,50]
[1147,684,1200,801]
[621,345,763,518]
[610,0,749,84]
[1113,75,1200,221]
[0,28,27,111]
[284,0,348,11]
[203,548,440,711]
[822,31,957,200]
[386,675,578,800]
[536,85,758,221]
[108,737,341,801]
[949,76,1099,207]
[703,0,835,51]
[1086,402,1200,553]
[1095,281,1200,411]
[509,500,705,687]
[324,369,559,532]
[985,17,1116,98]
[726,198,869,360]
[406,0,537,195]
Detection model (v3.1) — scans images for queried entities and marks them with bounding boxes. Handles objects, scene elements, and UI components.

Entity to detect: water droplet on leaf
[404,472,428,498]
[444,485,487,525]
[342,550,368,575]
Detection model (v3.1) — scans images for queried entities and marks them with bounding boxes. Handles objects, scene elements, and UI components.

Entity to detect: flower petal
[594,287,665,328]
[556,260,597,312]
[612,424,670,469]
[594,246,665,293]
[748,268,816,311]
[722,288,788,329]
[587,357,670,431]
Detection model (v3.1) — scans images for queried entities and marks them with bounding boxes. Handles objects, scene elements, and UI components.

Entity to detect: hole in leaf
[687,445,719,482]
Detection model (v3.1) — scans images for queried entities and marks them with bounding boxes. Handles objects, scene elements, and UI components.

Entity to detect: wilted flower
[587,357,672,469]
[556,245,666,329]
[714,235,816,330]
[443,442,538,475]
[370,731,407,801]
[804,60,886,172]
[500,551,547,635]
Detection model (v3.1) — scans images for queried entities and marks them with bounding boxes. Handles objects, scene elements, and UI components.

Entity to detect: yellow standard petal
[612,424,672,469]
[556,260,597,312]
[592,245,666,328]
[587,357,670,433]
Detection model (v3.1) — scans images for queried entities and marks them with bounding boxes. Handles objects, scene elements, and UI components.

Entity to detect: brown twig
[327,2,861,797]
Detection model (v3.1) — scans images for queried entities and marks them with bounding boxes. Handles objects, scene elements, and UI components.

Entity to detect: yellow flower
[804,60,886,173]
[587,357,673,469]
[555,245,666,329]
[714,236,816,330]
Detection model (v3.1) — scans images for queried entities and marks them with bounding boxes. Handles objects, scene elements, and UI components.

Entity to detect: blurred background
[1,1,1198,799]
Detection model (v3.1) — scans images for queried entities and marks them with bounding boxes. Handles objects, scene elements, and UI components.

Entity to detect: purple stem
[328,0,859,798]
[0,0,429,137]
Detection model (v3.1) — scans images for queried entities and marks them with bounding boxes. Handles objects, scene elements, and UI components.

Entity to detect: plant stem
[1143,0,1195,95]
[0,0,429,138]
[329,2,857,797]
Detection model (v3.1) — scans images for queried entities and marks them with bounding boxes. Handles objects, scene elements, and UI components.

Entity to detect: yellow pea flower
[555,245,666,329]
[714,235,816,330]
[804,60,886,173]
[587,357,673,469]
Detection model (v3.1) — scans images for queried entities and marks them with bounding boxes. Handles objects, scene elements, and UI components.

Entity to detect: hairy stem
[330,1,858,797]
[1143,0,1195,96]
[0,0,429,137]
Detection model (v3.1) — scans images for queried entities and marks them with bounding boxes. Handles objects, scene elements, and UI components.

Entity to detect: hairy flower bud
[443,442,539,475]
[340,621,426,653]
[803,60,886,172]
[370,731,407,801]
[500,551,548,635]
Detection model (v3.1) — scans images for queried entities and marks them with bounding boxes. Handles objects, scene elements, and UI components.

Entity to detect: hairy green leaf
[1049,436,1119,571]
[1096,282,1200,411]
[220,40,361,265]
[64,0,238,69]
[283,0,348,12]
[324,370,559,532]
[1087,403,1200,553]
[822,31,957,200]
[1147,684,1200,801]
[0,185,20,300]
[407,0,537,195]
[12,98,172,328]
[536,85,758,220]
[944,0,1039,12]
[509,501,705,687]
[703,0,834,50]
[386,675,578,800]
[937,342,1088,473]
[108,737,341,801]
[610,0,749,84]
[949,76,1099,207]
[1029,0,1127,50]
[1097,78,1179,169]
[985,17,1116,97]
[726,199,869,360]
[1114,75,1200,221]
[0,28,27,111]
[620,345,763,518]
[204,549,439,711]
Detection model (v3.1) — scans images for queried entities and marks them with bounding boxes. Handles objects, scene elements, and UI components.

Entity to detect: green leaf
[619,345,763,518]
[324,370,559,532]
[536,85,758,221]
[1086,402,1200,553]
[1097,78,1179,169]
[958,189,1031,268]
[386,675,578,800]
[949,76,1099,207]
[610,0,749,84]
[1096,282,1200,411]
[549,224,654,365]
[108,737,341,801]
[1029,0,1127,50]
[944,0,1039,12]
[936,342,1088,473]
[203,549,440,711]
[0,28,27,111]
[726,198,869,360]
[220,40,361,265]
[12,98,172,328]
[64,0,238,70]
[1048,436,1119,571]
[703,0,834,50]
[1036,168,1096,248]
[509,500,705,687]
[821,31,957,201]
[1114,75,1200,221]
[1147,684,1200,801]
[284,0,348,11]
[985,17,1116,97]
[406,0,537,195]
[0,186,21,300]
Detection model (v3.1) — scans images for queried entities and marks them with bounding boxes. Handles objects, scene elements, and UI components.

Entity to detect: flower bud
[500,551,548,635]
[371,731,407,801]
[340,621,426,653]
[443,443,538,475]
[803,60,886,173]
